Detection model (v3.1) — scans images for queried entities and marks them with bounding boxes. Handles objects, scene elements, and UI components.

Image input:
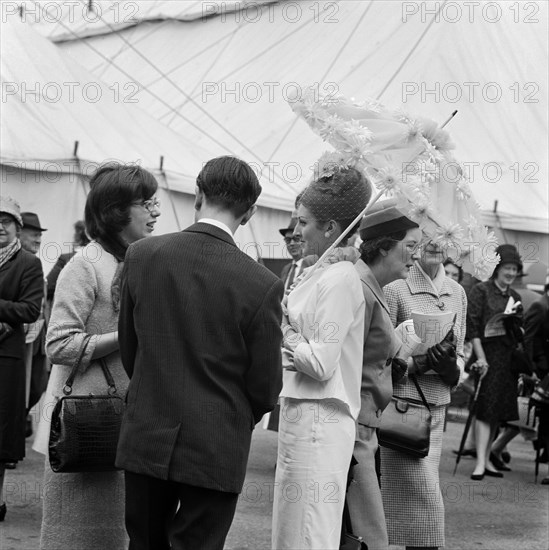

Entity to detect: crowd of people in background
[0,156,548,550]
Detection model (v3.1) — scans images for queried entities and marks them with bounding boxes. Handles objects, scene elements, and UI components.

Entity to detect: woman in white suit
[272,167,371,550]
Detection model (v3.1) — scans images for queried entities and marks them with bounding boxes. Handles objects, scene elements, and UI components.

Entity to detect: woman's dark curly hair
[359,230,408,265]
[85,163,158,261]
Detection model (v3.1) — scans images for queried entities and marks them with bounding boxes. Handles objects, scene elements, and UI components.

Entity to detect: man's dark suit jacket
[116,223,284,493]
[46,252,75,301]
[524,293,549,376]
[280,255,316,288]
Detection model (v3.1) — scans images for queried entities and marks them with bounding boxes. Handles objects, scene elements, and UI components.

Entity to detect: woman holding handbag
[272,166,371,550]
[467,244,524,481]
[34,163,160,550]
[345,198,422,550]
[380,239,466,550]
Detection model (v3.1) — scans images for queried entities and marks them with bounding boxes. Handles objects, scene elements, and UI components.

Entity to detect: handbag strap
[62,335,118,396]
[410,374,431,414]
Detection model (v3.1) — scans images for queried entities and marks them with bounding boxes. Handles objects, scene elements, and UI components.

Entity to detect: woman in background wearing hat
[467,244,524,480]
[272,167,371,550]
[34,163,160,549]
[0,196,44,522]
[381,239,466,550]
[346,199,421,550]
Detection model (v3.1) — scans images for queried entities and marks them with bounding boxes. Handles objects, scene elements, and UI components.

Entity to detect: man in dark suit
[116,156,284,550]
[279,217,305,292]
[20,212,49,438]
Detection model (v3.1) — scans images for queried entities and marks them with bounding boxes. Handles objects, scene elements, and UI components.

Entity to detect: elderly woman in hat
[467,244,524,480]
[346,199,422,550]
[0,196,44,522]
[272,166,371,550]
[380,237,466,550]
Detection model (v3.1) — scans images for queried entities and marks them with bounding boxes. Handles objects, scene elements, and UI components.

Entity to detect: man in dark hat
[20,212,47,255]
[20,212,49,438]
[279,217,305,292]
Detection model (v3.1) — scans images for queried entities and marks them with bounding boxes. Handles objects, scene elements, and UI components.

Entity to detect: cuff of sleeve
[293,341,311,373]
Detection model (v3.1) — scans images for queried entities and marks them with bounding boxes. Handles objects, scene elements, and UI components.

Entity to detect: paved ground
[2,408,548,550]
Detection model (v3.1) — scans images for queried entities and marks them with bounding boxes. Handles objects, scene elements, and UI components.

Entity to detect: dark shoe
[541,477,549,485]
[0,503,6,522]
[501,450,511,463]
[4,462,16,470]
[490,452,511,471]
[453,448,477,458]
[470,472,485,481]
[484,468,504,478]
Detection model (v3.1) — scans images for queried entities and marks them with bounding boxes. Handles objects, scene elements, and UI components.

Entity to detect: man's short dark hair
[196,156,261,217]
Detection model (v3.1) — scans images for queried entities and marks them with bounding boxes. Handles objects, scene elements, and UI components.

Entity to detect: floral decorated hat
[288,86,499,279]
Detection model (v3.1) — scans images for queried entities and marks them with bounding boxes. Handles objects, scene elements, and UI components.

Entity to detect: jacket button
[386,358,392,366]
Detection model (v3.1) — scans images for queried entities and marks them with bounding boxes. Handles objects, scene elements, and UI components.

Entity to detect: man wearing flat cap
[20,212,49,437]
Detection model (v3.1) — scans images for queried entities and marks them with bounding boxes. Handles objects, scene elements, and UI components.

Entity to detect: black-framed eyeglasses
[140,197,161,213]
[284,236,302,245]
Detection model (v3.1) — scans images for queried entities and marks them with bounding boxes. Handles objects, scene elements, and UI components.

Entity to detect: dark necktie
[285,262,297,291]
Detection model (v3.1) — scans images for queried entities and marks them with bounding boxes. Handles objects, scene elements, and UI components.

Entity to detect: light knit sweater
[34,242,128,550]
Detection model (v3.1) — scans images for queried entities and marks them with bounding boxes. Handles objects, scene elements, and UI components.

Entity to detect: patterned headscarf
[0,238,21,269]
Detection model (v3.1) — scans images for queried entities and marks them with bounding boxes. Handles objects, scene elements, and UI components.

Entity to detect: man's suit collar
[355,259,390,315]
[184,222,237,247]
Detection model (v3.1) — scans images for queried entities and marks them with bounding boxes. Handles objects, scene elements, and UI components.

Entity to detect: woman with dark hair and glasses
[34,163,160,550]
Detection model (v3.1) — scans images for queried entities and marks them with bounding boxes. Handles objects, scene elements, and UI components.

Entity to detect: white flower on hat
[407,195,434,223]
[434,223,464,249]
[406,119,422,142]
[344,119,373,142]
[374,165,402,194]
[343,135,372,163]
[456,176,473,201]
[313,151,349,178]
[319,114,345,140]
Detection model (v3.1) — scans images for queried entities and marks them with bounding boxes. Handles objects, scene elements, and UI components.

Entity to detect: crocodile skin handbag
[48,336,125,473]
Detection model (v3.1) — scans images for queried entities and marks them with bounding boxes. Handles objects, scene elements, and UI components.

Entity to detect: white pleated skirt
[272,398,355,550]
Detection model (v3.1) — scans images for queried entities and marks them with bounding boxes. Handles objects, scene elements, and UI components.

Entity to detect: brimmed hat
[279,217,297,237]
[0,195,23,226]
[21,212,47,232]
[495,244,522,271]
[359,198,418,241]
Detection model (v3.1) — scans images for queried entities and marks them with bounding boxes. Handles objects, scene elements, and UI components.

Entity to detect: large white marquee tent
[3,0,548,277]
[1,14,294,271]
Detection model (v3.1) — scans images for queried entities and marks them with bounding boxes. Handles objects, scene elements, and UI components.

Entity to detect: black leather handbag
[48,336,125,473]
[378,375,432,459]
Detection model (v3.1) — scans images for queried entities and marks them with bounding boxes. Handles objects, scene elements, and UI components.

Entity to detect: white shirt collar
[197,218,233,237]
